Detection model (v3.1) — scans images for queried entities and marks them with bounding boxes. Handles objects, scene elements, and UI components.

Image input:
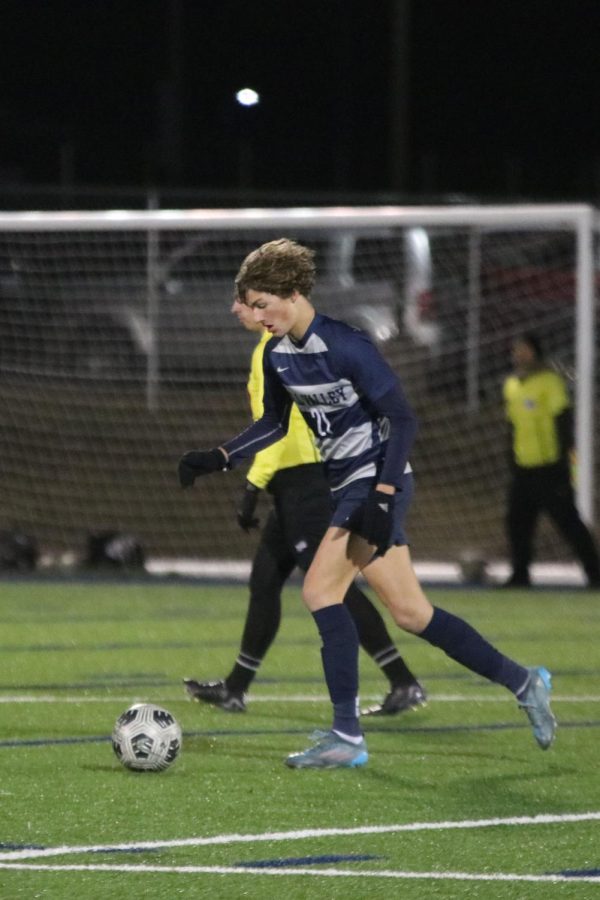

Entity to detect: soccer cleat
[183,678,246,712]
[362,681,427,716]
[285,730,368,769]
[518,666,557,750]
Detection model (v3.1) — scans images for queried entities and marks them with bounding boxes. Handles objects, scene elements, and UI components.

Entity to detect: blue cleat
[285,730,368,769]
[518,666,557,750]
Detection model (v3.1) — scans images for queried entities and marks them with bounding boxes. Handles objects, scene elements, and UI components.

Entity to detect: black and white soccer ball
[112,703,182,772]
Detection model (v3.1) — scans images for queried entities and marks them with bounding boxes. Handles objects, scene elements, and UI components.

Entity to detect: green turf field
[1,579,599,899]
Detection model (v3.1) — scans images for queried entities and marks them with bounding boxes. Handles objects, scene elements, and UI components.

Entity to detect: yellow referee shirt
[246,332,320,489]
[503,368,570,468]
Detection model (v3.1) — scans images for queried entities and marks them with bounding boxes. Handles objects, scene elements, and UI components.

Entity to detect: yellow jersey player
[503,332,600,588]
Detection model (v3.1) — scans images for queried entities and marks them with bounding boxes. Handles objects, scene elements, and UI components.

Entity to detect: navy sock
[312,604,361,737]
[419,606,529,695]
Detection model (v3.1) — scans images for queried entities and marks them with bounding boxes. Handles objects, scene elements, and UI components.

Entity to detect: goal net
[0,206,596,577]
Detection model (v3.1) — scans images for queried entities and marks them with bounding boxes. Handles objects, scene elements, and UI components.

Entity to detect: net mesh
[0,213,595,570]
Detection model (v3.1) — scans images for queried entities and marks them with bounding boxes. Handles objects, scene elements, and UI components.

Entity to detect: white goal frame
[0,203,595,525]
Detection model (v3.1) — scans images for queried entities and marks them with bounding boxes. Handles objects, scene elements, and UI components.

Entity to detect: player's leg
[227,512,296,691]
[343,581,426,714]
[363,544,556,749]
[505,469,539,586]
[286,526,370,768]
[288,479,427,765]
[184,510,295,711]
[279,466,425,712]
[542,465,600,587]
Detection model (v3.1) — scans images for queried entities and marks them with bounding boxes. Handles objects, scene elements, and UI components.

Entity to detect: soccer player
[179,239,556,769]
[503,332,600,588]
[183,295,426,714]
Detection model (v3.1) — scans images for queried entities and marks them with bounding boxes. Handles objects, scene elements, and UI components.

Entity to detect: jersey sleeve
[222,340,292,467]
[336,328,399,401]
[372,385,418,486]
[243,335,287,487]
[547,372,570,416]
[246,339,266,421]
[246,439,288,489]
[334,327,417,487]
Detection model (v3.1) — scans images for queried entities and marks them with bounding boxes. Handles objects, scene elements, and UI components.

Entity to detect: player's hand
[178,448,227,488]
[237,482,260,532]
[361,488,394,554]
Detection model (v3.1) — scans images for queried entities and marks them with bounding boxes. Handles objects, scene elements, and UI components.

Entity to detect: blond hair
[235,238,316,300]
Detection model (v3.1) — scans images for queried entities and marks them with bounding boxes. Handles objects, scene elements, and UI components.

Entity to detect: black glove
[237,482,261,532]
[178,448,227,488]
[361,488,394,554]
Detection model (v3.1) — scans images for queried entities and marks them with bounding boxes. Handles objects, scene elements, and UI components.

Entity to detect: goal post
[0,204,595,572]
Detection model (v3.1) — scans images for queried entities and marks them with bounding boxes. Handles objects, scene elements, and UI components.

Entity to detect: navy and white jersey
[223,313,417,491]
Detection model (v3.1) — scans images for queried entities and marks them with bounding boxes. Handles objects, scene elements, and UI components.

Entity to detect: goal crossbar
[0,203,593,231]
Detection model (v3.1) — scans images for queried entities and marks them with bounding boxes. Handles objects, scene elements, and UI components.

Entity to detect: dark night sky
[2,0,600,201]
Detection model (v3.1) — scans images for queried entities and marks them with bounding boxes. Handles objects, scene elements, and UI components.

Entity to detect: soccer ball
[112,703,182,772]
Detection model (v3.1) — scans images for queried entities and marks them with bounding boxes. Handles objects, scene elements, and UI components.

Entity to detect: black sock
[372,645,417,687]
[225,652,262,694]
[419,606,529,695]
[312,604,361,738]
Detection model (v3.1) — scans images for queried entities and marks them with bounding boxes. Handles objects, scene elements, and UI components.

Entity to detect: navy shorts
[330,473,414,547]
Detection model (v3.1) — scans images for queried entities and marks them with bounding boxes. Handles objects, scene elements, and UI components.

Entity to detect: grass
[0,579,599,899]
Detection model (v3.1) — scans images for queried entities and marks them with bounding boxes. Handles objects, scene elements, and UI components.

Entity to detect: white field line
[0,693,598,704]
[0,862,599,884]
[0,811,599,863]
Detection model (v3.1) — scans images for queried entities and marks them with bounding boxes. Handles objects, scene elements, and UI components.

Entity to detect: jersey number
[310,409,332,437]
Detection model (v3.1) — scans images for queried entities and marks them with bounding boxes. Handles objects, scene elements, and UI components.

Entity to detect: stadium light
[235,88,260,107]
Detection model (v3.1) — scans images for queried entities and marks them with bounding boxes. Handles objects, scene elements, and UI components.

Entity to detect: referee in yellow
[184,296,425,713]
[503,332,600,588]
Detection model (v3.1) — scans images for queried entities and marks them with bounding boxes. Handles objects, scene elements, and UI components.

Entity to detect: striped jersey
[224,313,415,491]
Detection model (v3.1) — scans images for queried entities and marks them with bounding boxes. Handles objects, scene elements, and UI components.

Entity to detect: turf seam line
[0,811,599,862]
[0,862,599,883]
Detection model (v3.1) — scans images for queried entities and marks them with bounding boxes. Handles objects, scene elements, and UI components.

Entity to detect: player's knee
[386,596,433,633]
[302,570,340,611]
[302,580,322,611]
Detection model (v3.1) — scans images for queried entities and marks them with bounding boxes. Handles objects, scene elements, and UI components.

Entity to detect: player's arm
[236,436,285,523]
[237,431,294,529]
[549,374,573,462]
[177,351,292,488]
[336,330,417,553]
[244,339,289,487]
[502,378,517,468]
[339,330,417,490]
[223,350,292,465]
[357,383,418,554]
[178,407,291,488]
[236,338,290,529]
[372,384,418,490]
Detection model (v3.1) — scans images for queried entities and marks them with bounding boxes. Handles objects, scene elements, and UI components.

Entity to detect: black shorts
[263,463,332,570]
